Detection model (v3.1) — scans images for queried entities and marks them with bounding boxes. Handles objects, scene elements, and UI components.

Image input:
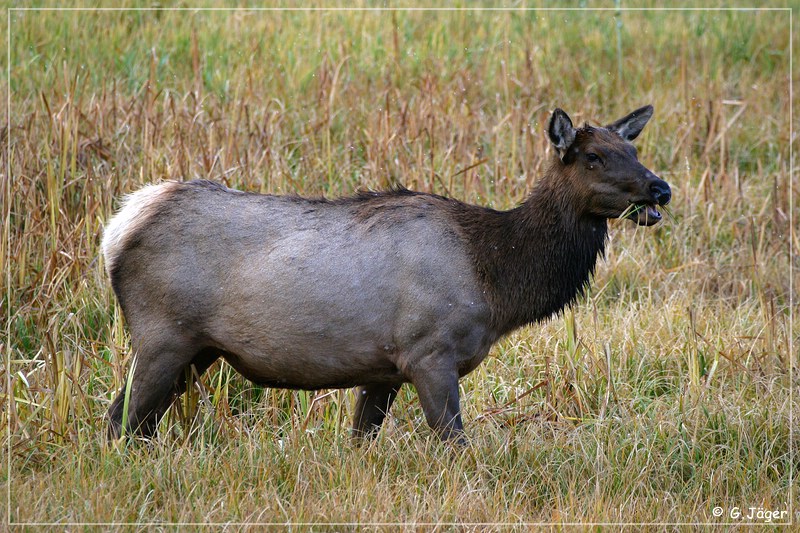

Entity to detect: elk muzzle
[628,175,671,226]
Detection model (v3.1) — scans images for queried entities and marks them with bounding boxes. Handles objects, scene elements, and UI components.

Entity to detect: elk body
[103,106,671,442]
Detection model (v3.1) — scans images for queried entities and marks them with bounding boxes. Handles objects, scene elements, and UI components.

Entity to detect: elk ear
[607,105,653,142]
[548,108,576,158]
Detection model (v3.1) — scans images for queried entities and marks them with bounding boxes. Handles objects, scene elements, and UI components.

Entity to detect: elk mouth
[625,203,662,226]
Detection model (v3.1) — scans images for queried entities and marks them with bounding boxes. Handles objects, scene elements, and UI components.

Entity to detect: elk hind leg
[108,336,203,439]
[351,382,402,441]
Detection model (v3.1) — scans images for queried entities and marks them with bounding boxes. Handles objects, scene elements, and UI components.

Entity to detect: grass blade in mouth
[659,204,675,222]
[620,203,645,219]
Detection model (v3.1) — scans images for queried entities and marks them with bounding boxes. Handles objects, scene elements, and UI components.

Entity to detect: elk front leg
[410,362,465,444]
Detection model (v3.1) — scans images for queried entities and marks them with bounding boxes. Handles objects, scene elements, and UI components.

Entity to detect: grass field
[3,2,796,527]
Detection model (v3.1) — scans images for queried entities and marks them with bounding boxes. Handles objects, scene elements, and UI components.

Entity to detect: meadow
[3,2,796,527]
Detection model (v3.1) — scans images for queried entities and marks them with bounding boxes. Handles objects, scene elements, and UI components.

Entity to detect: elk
[102,105,671,442]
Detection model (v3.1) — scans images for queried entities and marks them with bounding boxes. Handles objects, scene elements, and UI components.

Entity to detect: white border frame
[4,5,793,528]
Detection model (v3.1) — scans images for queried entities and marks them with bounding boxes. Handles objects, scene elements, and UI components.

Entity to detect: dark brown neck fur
[454,162,608,336]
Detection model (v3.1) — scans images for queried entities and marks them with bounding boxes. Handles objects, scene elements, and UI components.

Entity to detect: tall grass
[3,3,795,526]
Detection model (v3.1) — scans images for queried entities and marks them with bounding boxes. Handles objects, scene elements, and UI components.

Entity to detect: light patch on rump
[101,181,180,275]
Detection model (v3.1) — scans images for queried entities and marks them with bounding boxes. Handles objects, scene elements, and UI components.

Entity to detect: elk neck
[457,161,608,336]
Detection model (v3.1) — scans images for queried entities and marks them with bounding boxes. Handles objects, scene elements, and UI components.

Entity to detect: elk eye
[586,153,600,163]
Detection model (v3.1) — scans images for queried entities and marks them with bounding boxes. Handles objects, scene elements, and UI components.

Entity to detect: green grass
[3,2,795,527]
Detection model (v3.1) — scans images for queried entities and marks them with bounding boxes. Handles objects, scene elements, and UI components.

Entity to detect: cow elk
[102,105,671,443]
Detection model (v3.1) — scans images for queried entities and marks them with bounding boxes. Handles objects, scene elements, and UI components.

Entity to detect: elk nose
[650,179,671,206]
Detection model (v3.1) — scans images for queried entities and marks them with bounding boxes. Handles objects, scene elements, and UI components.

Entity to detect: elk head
[548,105,671,226]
